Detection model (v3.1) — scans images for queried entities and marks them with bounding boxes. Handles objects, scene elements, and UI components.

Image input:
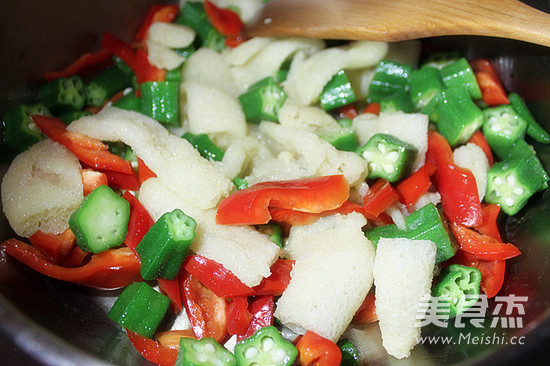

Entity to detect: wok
[0,0,549,365]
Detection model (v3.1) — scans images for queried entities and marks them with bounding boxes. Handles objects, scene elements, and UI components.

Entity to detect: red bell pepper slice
[138,157,157,185]
[28,228,76,264]
[269,200,393,226]
[363,179,400,217]
[251,259,294,296]
[81,169,108,196]
[135,4,179,42]
[296,331,342,366]
[2,239,141,289]
[446,250,505,298]
[470,58,509,106]
[204,0,244,37]
[427,130,482,227]
[33,115,134,175]
[225,35,247,48]
[82,164,140,192]
[180,272,228,342]
[476,259,506,299]
[362,102,381,115]
[184,255,294,298]
[237,295,274,342]
[159,277,183,313]
[101,32,166,85]
[353,293,377,325]
[61,245,90,268]
[450,223,521,261]
[396,161,436,209]
[475,203,503,242]
[101,32,135,69]
[226,296,253,336]
[103,169,140,191]
[467,130,494,166]
[216,175,350,226]
[184,255,252,298]
[123,191,155,251]
[336,103,358,119]
[134,46,167,84]
[43,49,112,81]
[126,330,178,366]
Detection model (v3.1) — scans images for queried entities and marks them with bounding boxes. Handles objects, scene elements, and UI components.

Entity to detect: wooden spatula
[245,0,550,47]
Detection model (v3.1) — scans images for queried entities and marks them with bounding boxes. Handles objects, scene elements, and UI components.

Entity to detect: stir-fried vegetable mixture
[1,0,547,364]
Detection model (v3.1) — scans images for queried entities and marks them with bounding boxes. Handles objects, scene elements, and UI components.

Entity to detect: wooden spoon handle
[245,0,550,48]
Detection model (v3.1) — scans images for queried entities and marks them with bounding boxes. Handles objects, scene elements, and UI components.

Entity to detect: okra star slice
[482,105,528,159]
[234,326,298,366]
[69,185,130,253]
[3,103,50,151]
[238,76,287,123]
[38,75,86,114]
[485,158,543,216]
[357,133,418,182]
[432,264,482,319]
[176,337,237,366]
[84,66,132,107]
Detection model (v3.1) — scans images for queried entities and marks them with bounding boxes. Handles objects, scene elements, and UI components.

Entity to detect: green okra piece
[440,57,482,99]
[257,223,284,248]
[356,133,418,182]
[140,81,180,126]
[319,70,357,111]
[368,59,412,102]
[482,105,527,159]
[84,66,132,107]
[378,90,415,113]
[432,264,482,319]
[233,177,249,190]
[366,203,458,263]
[39,75,86,114]
[183,132,225,162]
[409,66,445,110]
[176,1,225,51]
[107,282,170,338]
[234,326,298,366]
[113,90,142,112]
[57,109,92,125]
[338,338,359,366]
[434,86,484,146]
[238,76,287,123]
[136,209,196,280]
[505,139,549,191]
[485,157,546,216]
[508,92,550,144]
[176,337,237,366]
[3,102,50,151]
[69,185,130,253]
[322,128,358,152]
